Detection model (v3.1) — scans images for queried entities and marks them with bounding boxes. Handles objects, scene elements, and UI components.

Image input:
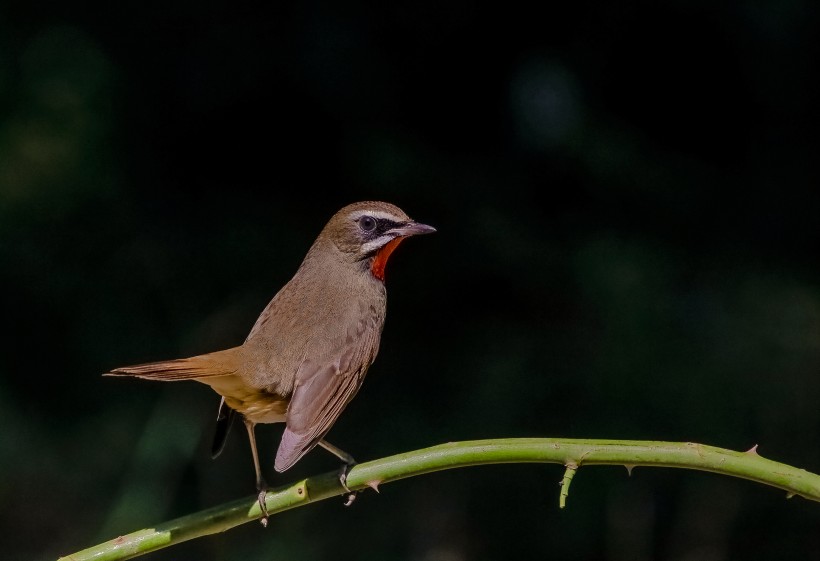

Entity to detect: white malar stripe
[361,235,397,254]
[348,209,402,222]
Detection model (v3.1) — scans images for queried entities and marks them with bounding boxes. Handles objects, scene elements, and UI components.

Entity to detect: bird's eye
[359,216,377,232]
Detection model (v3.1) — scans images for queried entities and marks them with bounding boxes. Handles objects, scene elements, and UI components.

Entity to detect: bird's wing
[274,315,381,472]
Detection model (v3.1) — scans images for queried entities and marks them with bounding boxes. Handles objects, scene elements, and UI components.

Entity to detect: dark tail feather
[211,397,237,459]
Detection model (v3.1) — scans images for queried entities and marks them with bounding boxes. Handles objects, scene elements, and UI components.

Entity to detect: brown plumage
[106,201,435,517]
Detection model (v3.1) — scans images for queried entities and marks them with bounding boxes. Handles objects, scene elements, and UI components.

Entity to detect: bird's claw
[257,487,270,527]
[337,463,358,506]
[337,463,352,491]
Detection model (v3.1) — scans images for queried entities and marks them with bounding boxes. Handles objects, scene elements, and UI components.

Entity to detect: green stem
[58,438,820,561]
[559,462,578,508]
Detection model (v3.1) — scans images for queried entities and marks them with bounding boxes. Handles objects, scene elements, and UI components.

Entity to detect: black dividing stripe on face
[358,218,404,261]
[368,218,401,239]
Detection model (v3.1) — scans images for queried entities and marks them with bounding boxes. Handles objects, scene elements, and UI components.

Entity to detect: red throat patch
[370,237,404,281]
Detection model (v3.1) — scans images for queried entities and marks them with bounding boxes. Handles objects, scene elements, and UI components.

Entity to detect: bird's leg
[244,418,269,526]
[318,439,358,506]
[318,439,357,486]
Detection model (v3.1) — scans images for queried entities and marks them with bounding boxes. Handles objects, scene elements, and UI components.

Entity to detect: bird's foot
[343,492,358,507]
[337,463,358,506]
[257,486,270,527]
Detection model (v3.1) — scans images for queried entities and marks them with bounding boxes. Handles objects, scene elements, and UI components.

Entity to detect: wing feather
[274,314,380,472]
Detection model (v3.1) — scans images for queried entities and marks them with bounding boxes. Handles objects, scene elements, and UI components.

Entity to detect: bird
[106,201,435,523]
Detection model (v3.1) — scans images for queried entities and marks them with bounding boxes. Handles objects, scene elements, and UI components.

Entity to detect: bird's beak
[388,221,437,238]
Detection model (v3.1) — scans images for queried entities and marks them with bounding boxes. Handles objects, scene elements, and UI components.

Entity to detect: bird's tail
[104,346,241,381]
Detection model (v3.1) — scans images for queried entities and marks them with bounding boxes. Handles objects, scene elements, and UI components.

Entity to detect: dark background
[2,1,820,560]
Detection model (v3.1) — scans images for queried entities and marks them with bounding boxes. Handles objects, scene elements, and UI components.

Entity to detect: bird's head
[320,201,436,281]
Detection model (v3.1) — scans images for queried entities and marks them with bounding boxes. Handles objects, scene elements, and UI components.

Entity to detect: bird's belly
[224,392,289,424]
[204,375,289,424]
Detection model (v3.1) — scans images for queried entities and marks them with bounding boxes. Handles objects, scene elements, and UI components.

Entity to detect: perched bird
[106,201,435,521]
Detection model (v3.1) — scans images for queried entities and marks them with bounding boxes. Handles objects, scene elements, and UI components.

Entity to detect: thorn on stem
[624,464,635,477]
[745,444,759,455]
[786,492,795,499]
[366,480,382,493]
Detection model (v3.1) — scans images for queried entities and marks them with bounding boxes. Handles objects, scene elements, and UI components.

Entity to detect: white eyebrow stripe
[349,209,403,222]
[361,235,397,254]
